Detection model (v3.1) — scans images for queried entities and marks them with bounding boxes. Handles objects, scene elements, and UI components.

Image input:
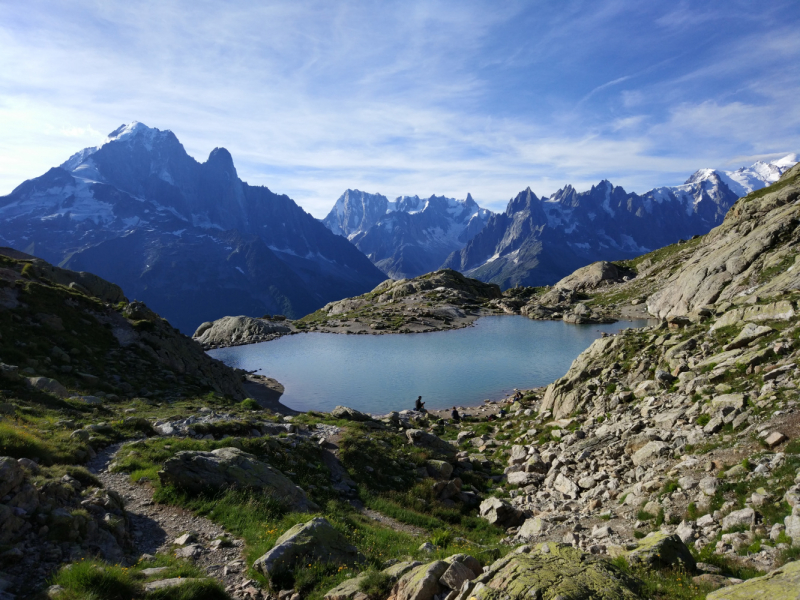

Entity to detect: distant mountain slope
[0,122,386,332]
[711,153,797,196]
[442,155,797,289]
[322,189,492,279]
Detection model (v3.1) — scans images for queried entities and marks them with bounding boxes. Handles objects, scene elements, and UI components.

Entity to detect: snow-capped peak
[60,122,170,177]
[772,153,798,169]
[682,154,798,198]
[104,121,170,151]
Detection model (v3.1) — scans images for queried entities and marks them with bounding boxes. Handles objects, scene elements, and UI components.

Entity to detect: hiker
[498,407,507,418]
[451,406,461,422]
[415,396,426,412]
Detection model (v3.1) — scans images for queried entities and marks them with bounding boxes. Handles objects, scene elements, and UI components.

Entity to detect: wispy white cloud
[0,0,798,217]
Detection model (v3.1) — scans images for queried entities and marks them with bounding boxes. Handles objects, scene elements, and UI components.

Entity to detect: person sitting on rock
[415,396,426,412]
[451,407,461,422]
[498,407,507,418]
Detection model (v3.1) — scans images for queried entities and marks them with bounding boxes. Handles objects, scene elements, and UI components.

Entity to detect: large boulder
[158,447,317,512]
[405,429,456,459]
[0,456,24,497]
[331,406,373,422]
[706,558,800,599]
[553,261,635,292]
[632,441,671,466]
[721,508,755,531]
[479,497,525,528]
[625,532,696,571]
[193,315,291,346]
[784,507,800,546]
[452,543,640,600]
[324,561,421,600]
[26,376,68,398]
[387,560,449,600]
[439,560,476,591]
[541,335,625,418]
[254,517,364,578]
[425,460,453,480]
[553,473,581,498]
[723,324,773,351]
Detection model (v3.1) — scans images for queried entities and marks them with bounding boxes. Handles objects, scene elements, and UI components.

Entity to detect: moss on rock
[706,559,800,600]
[456,543,640,600]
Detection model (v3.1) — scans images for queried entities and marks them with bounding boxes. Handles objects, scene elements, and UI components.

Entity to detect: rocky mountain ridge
[0,122,386,333]
[443,155,797,291]
[322,190,492,279]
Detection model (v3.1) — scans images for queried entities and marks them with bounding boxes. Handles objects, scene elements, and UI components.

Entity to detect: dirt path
[88,445,256,598]
[88,437,426,599]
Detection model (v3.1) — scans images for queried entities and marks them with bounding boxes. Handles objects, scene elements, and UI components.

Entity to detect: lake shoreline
[200,308,655,351]
[212,316,653,415]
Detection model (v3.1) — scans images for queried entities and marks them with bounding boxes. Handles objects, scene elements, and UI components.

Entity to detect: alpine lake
[208,315,651,414]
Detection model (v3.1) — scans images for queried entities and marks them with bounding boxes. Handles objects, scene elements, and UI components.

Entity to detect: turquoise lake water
[208,316,649,414]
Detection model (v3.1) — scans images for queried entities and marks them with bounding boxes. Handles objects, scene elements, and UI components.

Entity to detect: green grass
[692,544,764,580]
[358,570,393,600]
[50,556,230,600]
[240,398,261,411]
[610,558,713,600]
[0,417,90,465]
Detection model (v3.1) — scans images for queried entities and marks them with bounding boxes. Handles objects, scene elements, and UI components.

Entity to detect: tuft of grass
[654,508,665,527]
[637,510,655,521]
[147,579,229,600]
[240,398,261,411]
[0,419,56,463]
[50,559,140,600]
[358,570,393,600]
[692,543,764,580]
[50,556,231,600]
[430,529,452,548]
[611,556,714,600]
[660,480,679,497]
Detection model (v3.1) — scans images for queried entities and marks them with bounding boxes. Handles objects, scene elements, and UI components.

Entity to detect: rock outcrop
[541,335,625,419]
[253,517,363,579]
[647,162,800,318]
[331,406,374,422]
[706,558,800,599]
[299,269,503,335]
[159,447,317,512]
[452,543,641,600]
[0,250,249,400]
[553,261,636,292]
[193,315,292,348]
[625,532,696,571]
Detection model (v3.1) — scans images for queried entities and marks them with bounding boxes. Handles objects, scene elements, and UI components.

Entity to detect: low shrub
[240,398,260,411]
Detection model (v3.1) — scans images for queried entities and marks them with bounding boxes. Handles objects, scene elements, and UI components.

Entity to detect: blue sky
[1,0,798,216]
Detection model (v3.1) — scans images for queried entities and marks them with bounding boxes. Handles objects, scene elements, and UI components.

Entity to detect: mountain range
[321,155,796,288]
[322,190,492,279]
[0,122,386,333]
[441,154,797,289]
[1,121,794,331]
